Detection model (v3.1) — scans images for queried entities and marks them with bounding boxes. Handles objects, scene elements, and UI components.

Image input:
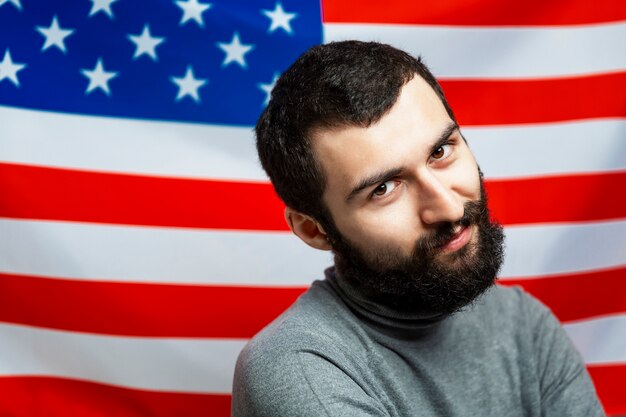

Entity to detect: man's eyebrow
[346,167,404,202]
[429,123,460,156]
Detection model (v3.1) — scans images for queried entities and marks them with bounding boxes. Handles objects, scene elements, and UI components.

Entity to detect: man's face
[312,75,504,314]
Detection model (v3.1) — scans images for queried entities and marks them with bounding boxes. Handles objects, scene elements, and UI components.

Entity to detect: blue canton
[0,0,322,126]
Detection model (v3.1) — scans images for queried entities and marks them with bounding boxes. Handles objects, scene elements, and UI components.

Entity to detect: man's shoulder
[480,285,603,415]
[237,278,369,372]
[232,279,375,416]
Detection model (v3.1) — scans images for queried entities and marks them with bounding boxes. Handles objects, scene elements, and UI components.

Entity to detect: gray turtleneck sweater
[232,269,604,416]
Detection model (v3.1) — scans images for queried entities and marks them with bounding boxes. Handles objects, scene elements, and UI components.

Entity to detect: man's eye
[372,180,398,197]
[431,144,451,160]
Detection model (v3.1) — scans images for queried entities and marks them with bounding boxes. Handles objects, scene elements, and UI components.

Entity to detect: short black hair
[256,40,456,223]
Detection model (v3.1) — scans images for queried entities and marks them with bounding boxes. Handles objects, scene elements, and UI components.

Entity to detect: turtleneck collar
[324,267,449,339]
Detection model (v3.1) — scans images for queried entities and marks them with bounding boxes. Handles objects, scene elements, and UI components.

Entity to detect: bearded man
[232,41,603,417]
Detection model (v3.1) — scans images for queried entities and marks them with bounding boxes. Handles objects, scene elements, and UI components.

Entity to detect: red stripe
[0,376,230,417]
[2,268,625,338]
[0,367,623,417]
[441,72,626,126]
[322,0,626,25]
[499,265,626,323]
[0,162,287,231]
[0,272,307,338]
[2,163,626,229]
[588,363,626,416]
[485,170,626,226]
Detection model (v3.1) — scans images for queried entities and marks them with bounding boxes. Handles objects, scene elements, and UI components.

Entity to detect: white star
[0,0,21,10]
[258,72,280,106]
[261,2,297,35]
[216,32,254,69]
[0,49,26,87]
[128,24,165,61]
[89,0,119,18]
[175,0,211,27]
[81,58,118,96]
[36,16,75,53]
[170,66,207,103]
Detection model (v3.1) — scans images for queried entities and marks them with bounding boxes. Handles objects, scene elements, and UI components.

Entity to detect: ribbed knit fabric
[232,268,604,417]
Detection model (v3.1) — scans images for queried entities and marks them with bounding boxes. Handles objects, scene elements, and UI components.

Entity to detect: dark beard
[323,184,505,316]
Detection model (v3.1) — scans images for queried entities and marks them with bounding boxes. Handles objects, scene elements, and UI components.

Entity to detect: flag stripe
[2,162,626,229]
[0,368,624,417]
[0,377,231,417]
[440,72,626,126]
[0,321,623,394]
[499,266,626,323]
[0,272,307,338]
[564,314,626,365]
[0,106,266,183]
[466,119,626,180]
[3,106,625,181]
[0,322,244,393]
[588,363,626,416]
[321,0,626,26]
[501,220,626,278]
[0,218,332,286]
[484,171,626,226]
[324,22,626,79]
[0,162,287,231]
[1,269,625,338]
[2,218,625,286]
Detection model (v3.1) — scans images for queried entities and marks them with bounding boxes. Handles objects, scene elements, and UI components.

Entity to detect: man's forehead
[311,76,455,193]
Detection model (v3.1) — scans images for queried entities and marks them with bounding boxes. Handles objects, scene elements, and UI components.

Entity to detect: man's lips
[439,225,472,254]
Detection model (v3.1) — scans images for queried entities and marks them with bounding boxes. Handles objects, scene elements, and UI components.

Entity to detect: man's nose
[417,172,464,225]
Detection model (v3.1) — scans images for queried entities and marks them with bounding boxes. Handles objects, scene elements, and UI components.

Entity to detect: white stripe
[2,106,625,181]
[323,22,626,79]
[0,322,243,393]
[564,314,626,365]
[0,316,622,395]
[465,119,626,179]
[0,218,332,286]
[501,220,626,279]
[2,218,625,285]
[0,105,266,182]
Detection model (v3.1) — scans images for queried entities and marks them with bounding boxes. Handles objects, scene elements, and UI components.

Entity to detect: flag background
[1,0,625,415]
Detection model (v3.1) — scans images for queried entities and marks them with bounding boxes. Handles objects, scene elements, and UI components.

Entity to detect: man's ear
[285,207,332,251]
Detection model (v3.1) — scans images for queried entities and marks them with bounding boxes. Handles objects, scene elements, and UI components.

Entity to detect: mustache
[415,200,486,254]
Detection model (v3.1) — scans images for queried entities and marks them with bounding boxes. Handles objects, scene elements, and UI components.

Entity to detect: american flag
[0,0,625,415]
